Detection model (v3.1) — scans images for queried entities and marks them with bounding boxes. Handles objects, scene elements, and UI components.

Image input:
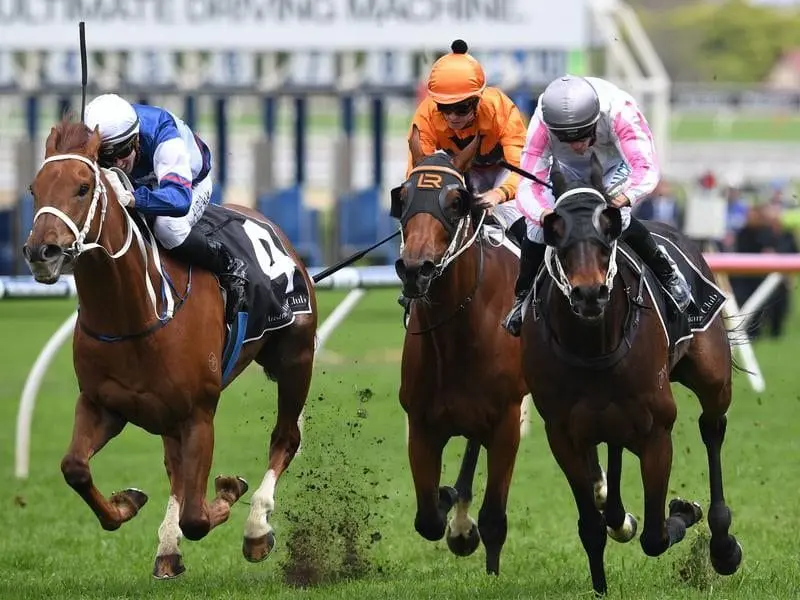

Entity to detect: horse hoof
[215,475,249,504]
[110,488,149,512]
[607,512,637,543]
[445,521,481,557]
[668,498,703,525]
[710,537,742,576]
[242,530,276,563]
[152,554,186,579]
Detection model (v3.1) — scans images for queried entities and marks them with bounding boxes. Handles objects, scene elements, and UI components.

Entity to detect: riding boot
[621,217,691,312]
[502,239,546,337]
[170,228,249,324]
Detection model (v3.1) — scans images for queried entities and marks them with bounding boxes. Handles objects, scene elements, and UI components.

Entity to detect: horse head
[392,125,481,299]
[542,153,623,320]
[23,118,119,284]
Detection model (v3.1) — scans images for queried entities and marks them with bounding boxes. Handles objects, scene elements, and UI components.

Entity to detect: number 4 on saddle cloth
[195,205,313,382]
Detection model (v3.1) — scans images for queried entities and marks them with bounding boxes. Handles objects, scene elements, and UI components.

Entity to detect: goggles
[436,98,478,116]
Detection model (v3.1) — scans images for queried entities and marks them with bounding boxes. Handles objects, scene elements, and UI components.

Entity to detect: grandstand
[0,0,798,271]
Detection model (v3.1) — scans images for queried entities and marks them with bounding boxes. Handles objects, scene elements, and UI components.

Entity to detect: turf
[0,289,799,599]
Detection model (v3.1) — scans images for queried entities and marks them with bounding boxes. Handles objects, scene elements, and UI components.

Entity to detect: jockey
[503,75,691,336]
[398,39,528,309]
[84,93,247,324]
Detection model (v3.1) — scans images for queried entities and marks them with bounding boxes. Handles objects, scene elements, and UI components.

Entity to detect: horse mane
[50,116,93,154]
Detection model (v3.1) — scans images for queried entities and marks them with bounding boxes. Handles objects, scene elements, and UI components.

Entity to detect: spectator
[759,203,798,339]
[723,182,750,251]
[633,180,684,230]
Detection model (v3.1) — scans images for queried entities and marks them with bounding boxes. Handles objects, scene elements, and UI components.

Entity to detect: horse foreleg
[408,420,451,542]
[699,411,742,575]
[638,426,703,559]
[545,422,608,596]
[478,405,521,576]
[179,413,249,542]
[603,444,638,543]
[61,393,147,531]
[445,438,481,558]
[243,348,312,563]
[589,446,608,510]
[153,436,185,580]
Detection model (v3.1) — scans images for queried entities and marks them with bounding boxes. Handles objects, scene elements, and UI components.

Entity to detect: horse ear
[409,124,426,167]
[589,152,604,193]
[44,127,60,158]
[542,212,563,247]
[85,127,102,160]
[452,134,481,174]
[549,159,567,198]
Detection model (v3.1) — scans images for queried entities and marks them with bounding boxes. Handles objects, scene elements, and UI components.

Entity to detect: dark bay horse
[22,120,317,578]
[392,126,531,574]
[521,155,742,595]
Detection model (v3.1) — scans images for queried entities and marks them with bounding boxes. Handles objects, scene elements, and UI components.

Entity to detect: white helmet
[84,93,140,147]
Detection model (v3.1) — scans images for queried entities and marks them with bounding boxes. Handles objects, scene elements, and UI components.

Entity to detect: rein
[533,259,648,370]
[34,153,188,340]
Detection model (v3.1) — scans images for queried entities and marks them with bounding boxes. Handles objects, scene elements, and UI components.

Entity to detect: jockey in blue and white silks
[84,94,246,323]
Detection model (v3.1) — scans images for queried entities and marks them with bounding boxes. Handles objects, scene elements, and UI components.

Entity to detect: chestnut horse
[22,120,317,578]
[520,155,742,595]
[392,127,535,575]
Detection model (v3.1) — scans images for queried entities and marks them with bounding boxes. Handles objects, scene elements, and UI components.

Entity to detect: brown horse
[22,119,317,578]
[521,155,742,595]
[392,127,532,575]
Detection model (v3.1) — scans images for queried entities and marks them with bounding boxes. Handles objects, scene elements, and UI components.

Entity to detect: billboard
[0,0,588,51]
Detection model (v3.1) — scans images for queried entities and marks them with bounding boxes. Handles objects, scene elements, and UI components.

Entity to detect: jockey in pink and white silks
[84,94,247,323]
[502,75,691,336]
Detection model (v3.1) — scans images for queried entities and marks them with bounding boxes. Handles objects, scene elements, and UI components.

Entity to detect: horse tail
[723,316,755,376]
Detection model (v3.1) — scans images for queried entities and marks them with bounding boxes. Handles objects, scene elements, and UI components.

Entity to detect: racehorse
[392,126,534,574]
[520,155,742,595]
[22,119,318,578]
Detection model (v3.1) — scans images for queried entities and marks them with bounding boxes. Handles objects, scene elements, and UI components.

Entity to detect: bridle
[33,153,178,323]
[399,160,487,335]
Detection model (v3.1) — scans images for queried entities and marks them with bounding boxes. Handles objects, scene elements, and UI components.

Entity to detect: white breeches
[153,176,214,250]
[525,161,632,243]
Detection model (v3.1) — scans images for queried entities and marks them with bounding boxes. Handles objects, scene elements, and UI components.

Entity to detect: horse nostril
[395,259,408,282]
[41,244,63,261]
[24,244,63,263]
[419,260,435,277]
[598,285,610,303]
[570,287,585,304]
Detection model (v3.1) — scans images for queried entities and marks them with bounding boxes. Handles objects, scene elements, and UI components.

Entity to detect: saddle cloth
[196,204,313,342]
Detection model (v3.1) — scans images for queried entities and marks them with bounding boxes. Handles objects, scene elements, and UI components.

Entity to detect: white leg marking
[608,512,638,543]
[593,469,608,510]
[520,394,533,437]
[156,495,182,557]
[244,469,277,540]
[448,499,477,539]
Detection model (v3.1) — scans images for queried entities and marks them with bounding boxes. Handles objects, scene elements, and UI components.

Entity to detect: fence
[0,46,578,274]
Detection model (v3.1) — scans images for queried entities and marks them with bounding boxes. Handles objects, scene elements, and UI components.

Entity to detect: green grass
[671,114,800,142]
[1,289,800,599]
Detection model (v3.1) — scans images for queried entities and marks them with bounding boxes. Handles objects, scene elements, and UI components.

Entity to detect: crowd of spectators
[632,171,799,339]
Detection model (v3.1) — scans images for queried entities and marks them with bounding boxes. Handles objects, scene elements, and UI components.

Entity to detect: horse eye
[78,183,90,197]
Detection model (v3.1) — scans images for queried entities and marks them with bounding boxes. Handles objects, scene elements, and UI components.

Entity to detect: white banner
[0,0,588,51]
